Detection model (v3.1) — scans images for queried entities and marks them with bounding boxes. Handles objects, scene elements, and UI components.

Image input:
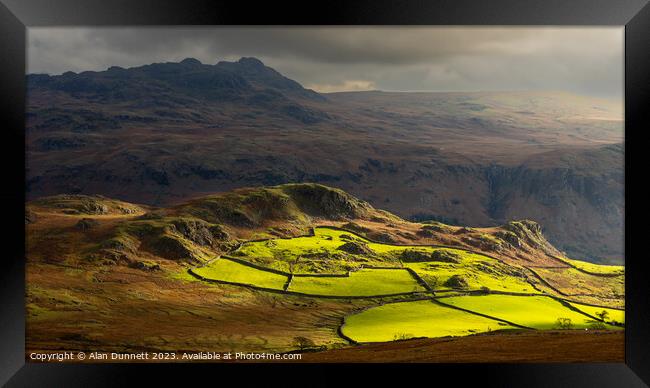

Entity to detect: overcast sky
[27,27,623,98]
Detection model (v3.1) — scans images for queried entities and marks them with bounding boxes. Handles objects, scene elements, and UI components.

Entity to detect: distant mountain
[27,57,329,126]
[25,58,624,263]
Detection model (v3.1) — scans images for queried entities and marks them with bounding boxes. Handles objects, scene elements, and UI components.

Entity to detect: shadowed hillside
[26,58,624,263]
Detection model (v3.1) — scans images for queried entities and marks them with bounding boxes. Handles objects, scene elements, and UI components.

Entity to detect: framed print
[1,0,648,386]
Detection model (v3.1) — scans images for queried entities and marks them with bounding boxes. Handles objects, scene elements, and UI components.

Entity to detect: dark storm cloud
[27,27,623,98]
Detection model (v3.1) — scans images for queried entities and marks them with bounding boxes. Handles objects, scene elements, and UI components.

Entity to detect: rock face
[494,230,522,248]
[499,220,560,256]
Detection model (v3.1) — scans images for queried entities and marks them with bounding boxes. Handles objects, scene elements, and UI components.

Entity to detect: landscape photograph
[25,27,625,362]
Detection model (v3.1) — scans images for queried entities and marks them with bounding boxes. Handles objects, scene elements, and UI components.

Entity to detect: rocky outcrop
[499,220,560,256]
[444,275,469,289]
[400,250,431,262]
[337,241,374,255]
[367,231,397,243]
[128,260,161,271]
[284,184,373,220]
[31,194,143,215]
[417,223,452,238]
[430,250,462,264]
[170,218,216,246]
[494,230,522,248]
[461,235,503,253]
[150,235,200,262]
[76,218,100,230]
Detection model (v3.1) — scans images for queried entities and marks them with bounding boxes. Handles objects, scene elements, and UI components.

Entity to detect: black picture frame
[1,0,648,386]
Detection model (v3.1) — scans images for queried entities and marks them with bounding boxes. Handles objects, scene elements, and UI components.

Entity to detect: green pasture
[233,227,362,261]
[569,302,625,324]
[342,300,513,343]
[288,268,425,297]
[234,227,538,294]
[559,257,624,276]
[405,258,537,293]
[192,258,288,290]
[234,226,467,261]
[439,294,621,330]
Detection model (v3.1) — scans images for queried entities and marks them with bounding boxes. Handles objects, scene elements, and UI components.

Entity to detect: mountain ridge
[25,58,624,263]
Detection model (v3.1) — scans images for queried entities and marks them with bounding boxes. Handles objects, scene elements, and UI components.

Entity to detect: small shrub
[589,321,607,330]
[595,310,610,322]
[555,317,573,330]
[293,336,316,351]
[393,332,414,341]
[443,275,469,289]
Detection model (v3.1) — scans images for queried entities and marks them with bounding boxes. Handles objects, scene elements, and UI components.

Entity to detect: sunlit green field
[234,227,537,293]
[192,258,288,290]
[235,227,476,262]
[193,257,424,296]
[234,227,365,260]
[405,258,537,293]
[569,302,625,324]
[439,294,621,330]
[342,300,514,343]
[190,226,624,345]
[558,257,625,276]
[288,269,425,296]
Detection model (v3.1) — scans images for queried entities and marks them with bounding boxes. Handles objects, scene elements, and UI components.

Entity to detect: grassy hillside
[25,183,625,358]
